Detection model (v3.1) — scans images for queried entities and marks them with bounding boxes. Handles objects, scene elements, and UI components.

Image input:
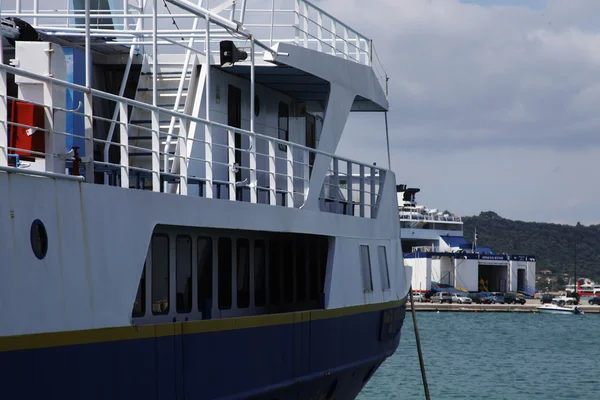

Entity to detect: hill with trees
[461,212,600,286]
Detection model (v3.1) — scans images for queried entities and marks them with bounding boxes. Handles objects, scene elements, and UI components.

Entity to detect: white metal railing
[399,211,463,223]
[0,62,385,218]
[0,0,385,93]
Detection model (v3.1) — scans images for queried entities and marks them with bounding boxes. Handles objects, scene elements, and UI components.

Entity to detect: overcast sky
[321,0,600,225]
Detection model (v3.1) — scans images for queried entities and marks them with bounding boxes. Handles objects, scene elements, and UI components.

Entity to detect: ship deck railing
[0,0,386,93]
[0,63,385,219]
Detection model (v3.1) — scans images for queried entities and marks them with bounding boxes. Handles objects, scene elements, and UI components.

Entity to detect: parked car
[468,293,492,304]
[411,292,426,302]
[540,294,555,304]
[589,297,600,305]
[452,294,472,304]
[430,292,452,304]
[487,292,505,304]
[503,292,526,305]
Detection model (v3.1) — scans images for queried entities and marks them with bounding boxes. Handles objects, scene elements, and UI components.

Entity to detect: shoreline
[407,299,600,313]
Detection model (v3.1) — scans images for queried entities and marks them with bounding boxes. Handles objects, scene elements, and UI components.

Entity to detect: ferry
[565,281,600,297]
[398,185,537,295]
[0,1,411,398]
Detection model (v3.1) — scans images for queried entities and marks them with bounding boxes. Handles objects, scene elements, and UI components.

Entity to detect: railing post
[370,166,376,218]
[268,140,276,205]
[294,0,300,45]
[343,26,348,59]
[84,0,94,182]
[151,0,160,191]
[303,148,310,204]
[205,124,213,198]
[228,129,236,200]
[317,11,323,52]
[359,165,365,217]
[178,117,188,195]
[119,101,129,188]
[302,1,308,48]
[33,0,39,26]
[331,19,336,56]
[0,39,7,167]
[205,14,213,198]
[249,135,257,203]
[346,161,352,215]
[269,0,275,48]
[286,144,293,207]
[332,158,339,213]
[355,33,360,62]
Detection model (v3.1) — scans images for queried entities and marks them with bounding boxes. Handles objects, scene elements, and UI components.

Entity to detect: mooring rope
[409,289,431,400]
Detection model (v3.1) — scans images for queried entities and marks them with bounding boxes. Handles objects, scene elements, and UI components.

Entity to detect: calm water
[358,311,600,399]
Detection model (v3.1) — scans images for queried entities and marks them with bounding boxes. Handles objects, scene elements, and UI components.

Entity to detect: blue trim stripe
[0,301,406,400]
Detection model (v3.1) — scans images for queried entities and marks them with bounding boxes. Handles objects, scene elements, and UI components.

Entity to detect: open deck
[0,0,389,219]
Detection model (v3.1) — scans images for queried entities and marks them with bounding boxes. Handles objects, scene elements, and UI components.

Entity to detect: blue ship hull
[0,300,405,399]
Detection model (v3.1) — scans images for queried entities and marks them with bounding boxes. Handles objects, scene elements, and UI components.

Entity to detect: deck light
[219,40,248,67]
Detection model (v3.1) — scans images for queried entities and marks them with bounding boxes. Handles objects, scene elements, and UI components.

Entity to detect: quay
[407,299,600,313]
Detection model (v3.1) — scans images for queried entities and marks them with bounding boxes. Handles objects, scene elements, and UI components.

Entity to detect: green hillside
[462,211,600,282]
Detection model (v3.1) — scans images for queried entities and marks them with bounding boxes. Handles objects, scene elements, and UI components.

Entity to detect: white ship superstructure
[0,1,410,399]
[397,185,536,294]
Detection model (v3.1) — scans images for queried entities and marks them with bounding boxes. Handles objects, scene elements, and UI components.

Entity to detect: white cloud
[319,0,600,224]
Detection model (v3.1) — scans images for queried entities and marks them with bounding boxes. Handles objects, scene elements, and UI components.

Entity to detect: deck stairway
[128,54,204,191]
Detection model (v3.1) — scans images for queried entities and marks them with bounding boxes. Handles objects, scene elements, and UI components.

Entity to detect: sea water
[358,311,600,399]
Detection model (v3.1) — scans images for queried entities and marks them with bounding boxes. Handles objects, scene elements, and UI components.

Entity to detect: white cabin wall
[187,68,319,199]
[405,257,431,292]
[455,259,479,291]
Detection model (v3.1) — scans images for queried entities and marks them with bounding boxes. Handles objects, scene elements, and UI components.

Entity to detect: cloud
[318,0,600,224]
[322,0,600,151]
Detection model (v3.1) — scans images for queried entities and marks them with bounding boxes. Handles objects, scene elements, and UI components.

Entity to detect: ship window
[360,245,373,292]
[278,102,289,151]
[283,240,294,303]
[133,263,146,318]
[176,235,192,313]
[296,239,307,302]
[309,238,320,301]
[197,237,213,315]
[237,238,250,308]
[152,234,170,315]
[378,245,391,290]
[218,237,232,310]
[269,239,281,306]
[255,240,266,307]
[318,238,328,297]
[30,219,48,260]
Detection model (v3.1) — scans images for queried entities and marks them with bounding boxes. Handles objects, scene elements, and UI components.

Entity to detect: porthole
[30,219,48,260]
[254,95,260,116]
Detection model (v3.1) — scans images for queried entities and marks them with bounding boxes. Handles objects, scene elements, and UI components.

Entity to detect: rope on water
[409,289,431,400]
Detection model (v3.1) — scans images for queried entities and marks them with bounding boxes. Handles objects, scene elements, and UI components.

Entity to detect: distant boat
[537,303,584,315]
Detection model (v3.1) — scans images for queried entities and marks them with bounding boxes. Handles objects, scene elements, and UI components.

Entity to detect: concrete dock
[407,299,600,313]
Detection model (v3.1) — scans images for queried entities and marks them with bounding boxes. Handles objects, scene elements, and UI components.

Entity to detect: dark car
[468,292,492,304]
[487,292,505,304]
[589,297,600,305]
[540,294,555,304]
[503,292,526,305]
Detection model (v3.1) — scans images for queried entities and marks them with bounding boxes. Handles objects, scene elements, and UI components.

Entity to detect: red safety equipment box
[9,100,45,159]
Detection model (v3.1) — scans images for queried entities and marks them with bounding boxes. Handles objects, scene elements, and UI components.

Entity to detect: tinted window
[360,245,373,292]
[152,235,170,315]
[255,240,266,307]
[133,263,146,317]
[237,239,250,308]
[218,237,232,310]
[197,237,213,314]
[176,236,192,313]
